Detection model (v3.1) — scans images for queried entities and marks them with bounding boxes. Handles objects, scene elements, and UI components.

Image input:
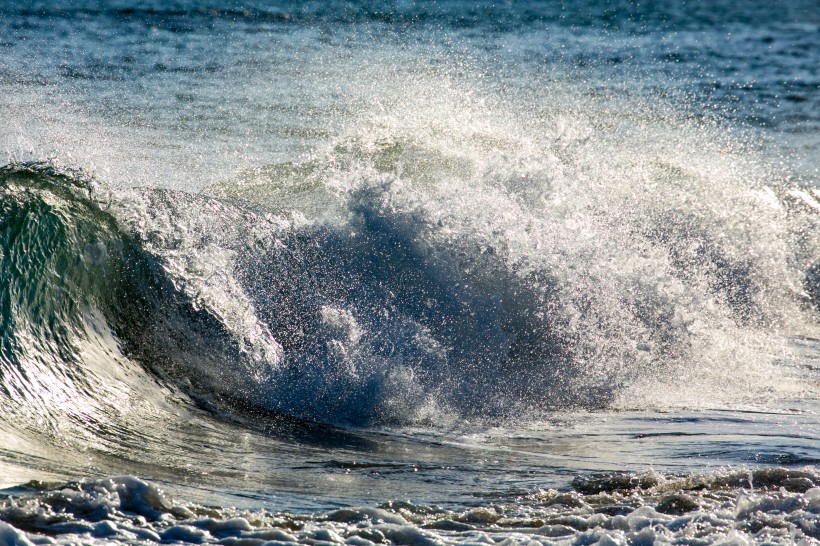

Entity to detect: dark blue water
[1,1,818,544]
[2,0,817,186]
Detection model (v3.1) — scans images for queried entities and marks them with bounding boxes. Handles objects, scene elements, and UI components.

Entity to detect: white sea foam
[1,472,818,545]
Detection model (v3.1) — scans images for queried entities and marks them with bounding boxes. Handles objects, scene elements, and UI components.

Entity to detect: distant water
[1,1,819,544]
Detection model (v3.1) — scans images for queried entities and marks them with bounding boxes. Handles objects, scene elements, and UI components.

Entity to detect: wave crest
[1,133,818,432]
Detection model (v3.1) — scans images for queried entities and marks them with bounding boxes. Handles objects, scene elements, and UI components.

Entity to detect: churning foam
[199,69,819,423]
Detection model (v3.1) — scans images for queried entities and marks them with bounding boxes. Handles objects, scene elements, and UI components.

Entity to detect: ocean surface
[1,1,819,544]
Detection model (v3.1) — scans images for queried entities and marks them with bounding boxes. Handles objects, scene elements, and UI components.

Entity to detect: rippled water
[1,1,818,544]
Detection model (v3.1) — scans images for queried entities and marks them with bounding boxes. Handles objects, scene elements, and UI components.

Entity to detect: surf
[1,141,817,440]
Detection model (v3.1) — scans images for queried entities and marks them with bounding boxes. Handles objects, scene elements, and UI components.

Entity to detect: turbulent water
[1,1,819,544]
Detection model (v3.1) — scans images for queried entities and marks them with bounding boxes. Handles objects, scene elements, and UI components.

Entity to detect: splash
[207,72,820,422]
[1,71,818,431]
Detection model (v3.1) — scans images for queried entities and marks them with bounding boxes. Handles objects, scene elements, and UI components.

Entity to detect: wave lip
[0,162,287,465]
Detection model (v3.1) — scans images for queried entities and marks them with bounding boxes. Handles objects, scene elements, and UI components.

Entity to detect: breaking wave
[0,145,817,438]
[1,70,819,438]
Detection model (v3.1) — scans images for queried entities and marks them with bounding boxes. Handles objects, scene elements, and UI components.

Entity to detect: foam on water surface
[1,471,819,545]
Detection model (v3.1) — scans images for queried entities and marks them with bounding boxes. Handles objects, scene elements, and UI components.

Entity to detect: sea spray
[2,93,818,430]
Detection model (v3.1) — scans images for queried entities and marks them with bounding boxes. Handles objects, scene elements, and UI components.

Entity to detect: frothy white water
[1,7,818,545]
[191,70,820,424]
